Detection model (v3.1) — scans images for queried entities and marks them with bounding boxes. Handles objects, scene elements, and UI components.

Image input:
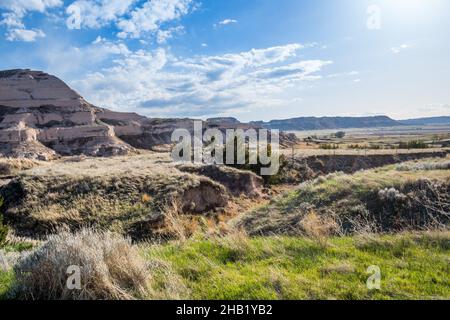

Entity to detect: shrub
[12,229,150,300]
[320,144,339,150]
[0,163,12,176]
[335,131,346,139]
[223,137,286,185]
[398,140,429,149]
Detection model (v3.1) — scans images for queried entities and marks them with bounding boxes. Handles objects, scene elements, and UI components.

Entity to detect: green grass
[0,241,33,300]
[1,232,448,300]
[0,271,13,300]
[141,232,450,300]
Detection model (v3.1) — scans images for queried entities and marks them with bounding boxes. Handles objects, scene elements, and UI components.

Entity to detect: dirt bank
[281,151,448,183]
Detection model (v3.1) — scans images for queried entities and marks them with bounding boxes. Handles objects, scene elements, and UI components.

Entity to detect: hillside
[238,158,450,236]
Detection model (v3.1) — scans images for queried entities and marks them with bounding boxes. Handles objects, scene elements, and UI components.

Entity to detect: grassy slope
[142,232,450,300]
[281,162,450,209]
[1,159,448,300]
[238,160,450,235]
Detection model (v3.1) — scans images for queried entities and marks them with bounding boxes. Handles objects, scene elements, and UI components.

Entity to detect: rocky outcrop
[0,69,133,159]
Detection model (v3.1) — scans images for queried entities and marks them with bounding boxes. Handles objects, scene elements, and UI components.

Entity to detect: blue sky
[0,0,449,121]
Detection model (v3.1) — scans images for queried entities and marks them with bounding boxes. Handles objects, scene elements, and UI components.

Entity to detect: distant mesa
[398,117,450,126]
[251,116,400,131]
[207,117,241,125]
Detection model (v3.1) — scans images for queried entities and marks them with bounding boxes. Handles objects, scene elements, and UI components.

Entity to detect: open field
[140,231,450,300]
[289,125,450,141]
[287,125,450,155]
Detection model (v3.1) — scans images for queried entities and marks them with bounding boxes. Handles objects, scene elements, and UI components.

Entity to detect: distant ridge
[250,116,400,131]
[398,116,450,126]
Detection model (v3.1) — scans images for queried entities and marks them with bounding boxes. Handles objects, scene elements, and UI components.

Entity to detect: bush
[223,138,286,185]
[398,141,429,149]
[12,229,150,300]
[335,131,346,139]
[320,144,339,150]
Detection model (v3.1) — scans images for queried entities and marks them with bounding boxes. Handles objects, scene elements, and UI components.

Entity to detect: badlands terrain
[0,69,449,300]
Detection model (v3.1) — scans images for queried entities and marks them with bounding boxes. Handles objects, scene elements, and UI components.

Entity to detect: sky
[0,0,449,122]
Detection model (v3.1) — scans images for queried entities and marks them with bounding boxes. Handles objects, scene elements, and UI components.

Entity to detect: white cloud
[117,0,193,39]
[0,0,192,42]
[391,43,413,54]
[71,43,331,118]
[42,39,131,78]
[219,19,238,25]
[66,0,135,29]
[5,28,45,41]
[156,26,184,44]
[214,19,238,28]
[0,0,62,41]
[0,0,62,14]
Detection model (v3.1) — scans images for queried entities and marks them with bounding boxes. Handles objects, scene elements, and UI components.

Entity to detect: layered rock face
[0,69,299,159]
[0,69,132,159]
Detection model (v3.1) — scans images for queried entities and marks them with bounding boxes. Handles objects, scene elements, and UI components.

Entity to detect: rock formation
[0,69,132,159]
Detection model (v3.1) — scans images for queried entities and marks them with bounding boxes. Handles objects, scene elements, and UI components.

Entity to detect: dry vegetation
[0,154,230,240]
[0,150,449,300]
[238,158,450,237]
[11,229,150,300]
[0,158,42,176]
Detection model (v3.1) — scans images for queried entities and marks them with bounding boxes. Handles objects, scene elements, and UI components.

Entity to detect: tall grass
[12,229,150,300]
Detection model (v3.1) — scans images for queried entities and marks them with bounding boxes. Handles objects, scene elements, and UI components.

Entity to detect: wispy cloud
[0,0,62,41]
[214,18,238,28]
[70,43,332,118]
[0,0,194,44]
[219,19,237,25]
[391,43,413,54]
[66,0,135,30]
[117,0,193,39]
[5,28,46,42]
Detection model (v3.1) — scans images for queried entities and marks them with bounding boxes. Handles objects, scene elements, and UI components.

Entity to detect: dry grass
[320,262,355,275]
[239,157,450,237]
[0,158,42,175]
[161,201,191,242]
[12,229,150,300]
[23,153,173,178]
[396,161,450,171]
[299,211,339,247]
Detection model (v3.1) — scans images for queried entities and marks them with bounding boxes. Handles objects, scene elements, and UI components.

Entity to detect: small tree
[223,137,286,185]
[335,131,346,139]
